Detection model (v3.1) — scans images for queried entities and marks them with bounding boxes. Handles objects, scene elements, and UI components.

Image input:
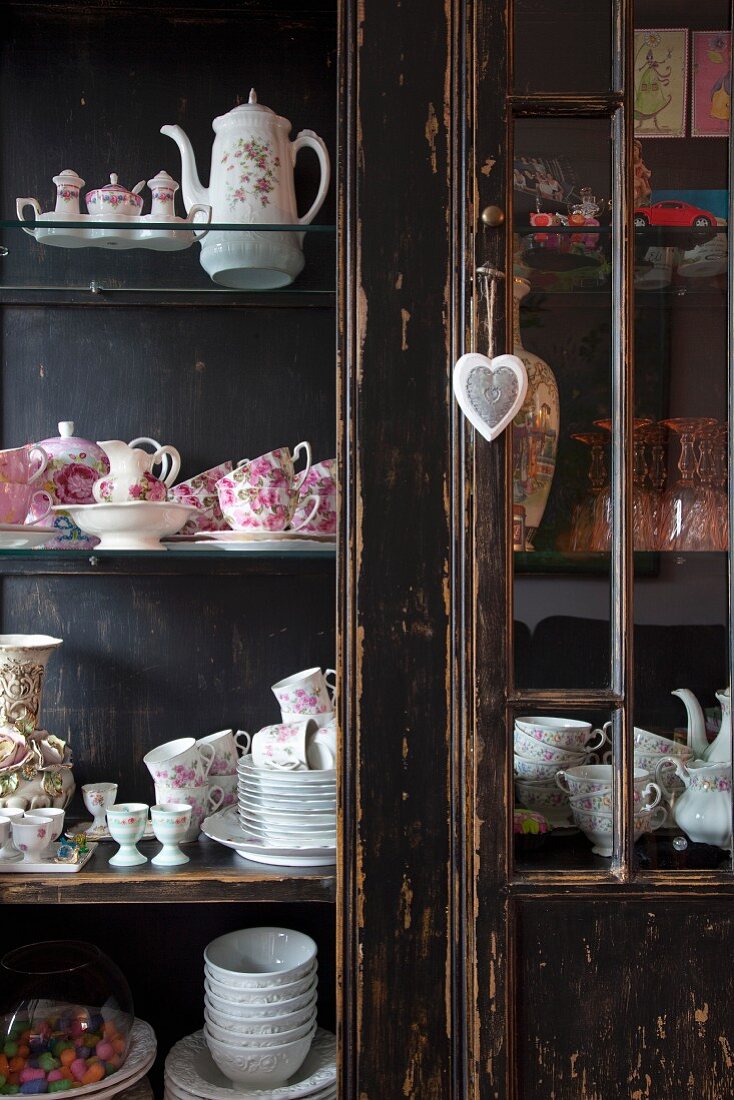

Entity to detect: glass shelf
[0,221,336,299]
[0,547,336,576]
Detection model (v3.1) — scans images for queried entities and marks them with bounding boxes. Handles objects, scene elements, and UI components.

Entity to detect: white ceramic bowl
[204,927,317,989]
[204,976,318,1012]
[205,962,318,1000]
[204,1026,315,1087]
[204,992,317,1031]
[204,1010,316,1045]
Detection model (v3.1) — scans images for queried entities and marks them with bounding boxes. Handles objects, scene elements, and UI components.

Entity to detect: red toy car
[634,200,717,229]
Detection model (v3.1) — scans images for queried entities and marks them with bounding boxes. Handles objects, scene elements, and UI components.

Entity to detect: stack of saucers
[237,757,336,848]
[513,715,609,828]
[203,927,318,1089]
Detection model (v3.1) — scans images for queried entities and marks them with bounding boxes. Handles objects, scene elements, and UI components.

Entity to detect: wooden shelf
[0,835,336,904]
[0,549,336,577]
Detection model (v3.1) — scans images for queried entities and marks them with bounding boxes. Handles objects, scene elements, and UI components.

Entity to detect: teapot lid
[52,169,85,189]
[38,421,105,457]
[213,89,289,131]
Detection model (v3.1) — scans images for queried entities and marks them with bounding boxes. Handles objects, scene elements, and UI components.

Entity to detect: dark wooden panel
[2,573,335,800]
[1,306,335,474]
[341,0,457,1096]
[2,900,336,1098]
[516,898,734,1100]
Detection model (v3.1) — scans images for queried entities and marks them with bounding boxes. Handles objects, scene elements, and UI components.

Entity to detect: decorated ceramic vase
[35,422,109,549]
[511,278,559,550]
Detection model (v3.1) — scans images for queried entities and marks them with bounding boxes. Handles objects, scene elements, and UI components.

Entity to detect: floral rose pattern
[53,462,98,505]
[151,761,202,787]
[96,471,167,503]
[170,462,232,534]
[274,685,330,715]
[215,450,301,532]
[293,459,336,535]
[57,187,80,204]
[221,137,280,210]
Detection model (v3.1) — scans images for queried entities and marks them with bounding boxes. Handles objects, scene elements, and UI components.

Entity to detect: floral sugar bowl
[34,422,109,549]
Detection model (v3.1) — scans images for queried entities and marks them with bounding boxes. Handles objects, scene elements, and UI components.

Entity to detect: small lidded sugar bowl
[52,170,85,215]
[34,422,109,549]
[85,174,145,217]
[147,170,179,219]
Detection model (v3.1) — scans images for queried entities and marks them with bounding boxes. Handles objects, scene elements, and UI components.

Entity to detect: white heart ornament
[452,352,528,442]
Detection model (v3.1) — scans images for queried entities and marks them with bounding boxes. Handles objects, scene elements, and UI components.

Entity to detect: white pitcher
[161,89,330,289]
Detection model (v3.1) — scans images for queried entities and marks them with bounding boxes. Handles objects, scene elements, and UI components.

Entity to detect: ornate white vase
[511,277,560,550]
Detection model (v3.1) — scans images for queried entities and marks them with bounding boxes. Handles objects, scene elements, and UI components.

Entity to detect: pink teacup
[215,443,319,533]
[292,458,336,535]
[0,483,53,526]
[272,667,336,718]
[143,737,214,787]
[169,461,233,534]
[0,444,48,486]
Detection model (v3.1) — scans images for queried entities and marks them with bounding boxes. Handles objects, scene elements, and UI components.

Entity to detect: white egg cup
[12,814,52,863]
[32,807,65,858]
[107,803,149,866]
[82,782,118,830]
[0,808,25,861]
[151,803,192,866]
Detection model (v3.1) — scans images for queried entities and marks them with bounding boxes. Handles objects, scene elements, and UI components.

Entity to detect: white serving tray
[0,841,97,872]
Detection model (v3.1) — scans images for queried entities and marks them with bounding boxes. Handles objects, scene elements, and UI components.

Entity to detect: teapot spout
[160,124,208,211]
[672,688,710,760]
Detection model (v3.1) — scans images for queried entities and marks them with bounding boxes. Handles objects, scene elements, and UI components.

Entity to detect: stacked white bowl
[203,927,318,1089]
[513,716,609,828]
[237,757,336,849]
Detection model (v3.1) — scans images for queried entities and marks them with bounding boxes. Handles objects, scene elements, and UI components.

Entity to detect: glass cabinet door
[470,0,733,876]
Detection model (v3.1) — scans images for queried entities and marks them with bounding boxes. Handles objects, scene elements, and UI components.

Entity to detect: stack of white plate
[164,1029,336,1100]
[203,928,319,1090]
[237,757,336,848]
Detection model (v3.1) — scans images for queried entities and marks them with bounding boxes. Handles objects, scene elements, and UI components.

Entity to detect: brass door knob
[481,205,505,227]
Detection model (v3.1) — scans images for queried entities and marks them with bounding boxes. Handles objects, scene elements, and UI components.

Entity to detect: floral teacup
[0,444,48,486]
[196,729,251,776]
[169,461,233,534]
[292,458,336,535]
[513,729,588,765]
[271,667,336,718]
[143,737,214,788]
[251,719,329,771]
[0,483,53,526]
[215,443,319,532]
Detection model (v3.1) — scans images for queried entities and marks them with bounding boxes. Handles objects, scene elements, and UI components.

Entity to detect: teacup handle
[325,668,337,701]
[152,446,181,488]
[289,494,319,532]
[197,743,215,777]
[642,804,667,832]
[186,203,212,240]
[292,441,312,489]
[585,725,608,753]
[640,781,662,810]
[28,445,49,484]
[235,730,251,754]
[17,198,41,237]
[26,490,53,526]
[207,785,224,814]
[555,770,570,793]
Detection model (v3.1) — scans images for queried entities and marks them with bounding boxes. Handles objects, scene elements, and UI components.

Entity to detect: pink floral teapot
[93,438,181,503]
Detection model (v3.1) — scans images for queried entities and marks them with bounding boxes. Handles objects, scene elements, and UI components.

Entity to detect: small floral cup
[143,737,214,788]
[196,729,251,776]
[271,667,336,718]
[169,461,233,534]
[11,815,51,863]
[154,783,223,843]
[251,718,334,772]
[292,458,336,535]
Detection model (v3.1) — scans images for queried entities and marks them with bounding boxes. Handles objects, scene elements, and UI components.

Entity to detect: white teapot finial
[249,88,258,104]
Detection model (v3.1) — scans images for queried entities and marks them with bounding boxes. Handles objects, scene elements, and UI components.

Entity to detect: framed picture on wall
[634,29,688,138]
[691,31,731,137]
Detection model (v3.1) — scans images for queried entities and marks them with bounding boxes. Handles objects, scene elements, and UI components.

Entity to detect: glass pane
[633,0,732,872]
[513,0,613,94]
[513,708,617,872]
[513,119,613,690]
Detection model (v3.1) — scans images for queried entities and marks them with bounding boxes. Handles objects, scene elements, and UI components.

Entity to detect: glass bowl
[0,941,134,1090]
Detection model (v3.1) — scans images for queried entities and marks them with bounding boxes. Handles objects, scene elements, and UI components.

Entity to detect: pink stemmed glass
[658,418,717,551]
[591,418,653,551]
[569,432,607,551]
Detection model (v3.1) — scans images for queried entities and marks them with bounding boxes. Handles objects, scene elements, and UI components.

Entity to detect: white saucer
[56,501,199,551]
[0,523,55,549]
[207,531,335,543]
[202,806,336,866]
[165,1029,336,1100]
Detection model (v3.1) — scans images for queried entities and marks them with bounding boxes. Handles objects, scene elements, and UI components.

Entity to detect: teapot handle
[16,198,42,237]
[291,130,331,226]
[152,445,181,488]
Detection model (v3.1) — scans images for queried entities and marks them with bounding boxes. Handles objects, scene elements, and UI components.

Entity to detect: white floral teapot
[656,758,732,849]
[93,438,181,503]
[161,89,330,289]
